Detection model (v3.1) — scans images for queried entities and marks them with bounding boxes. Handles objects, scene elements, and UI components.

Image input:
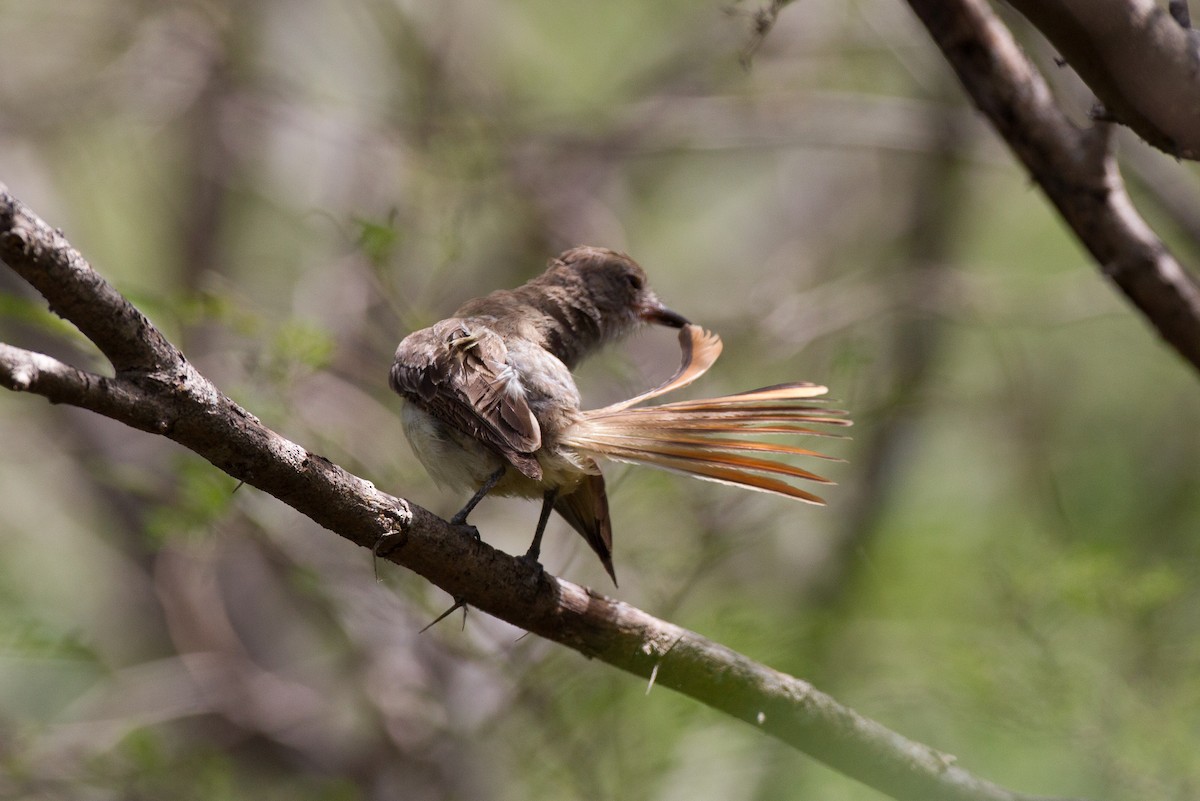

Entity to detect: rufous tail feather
[563,382,850,505]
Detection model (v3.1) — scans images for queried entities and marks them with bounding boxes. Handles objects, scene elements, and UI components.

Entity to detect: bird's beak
[639,298,690,328]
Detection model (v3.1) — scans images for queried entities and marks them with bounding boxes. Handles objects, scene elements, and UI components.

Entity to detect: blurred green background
[2,1,1199,799]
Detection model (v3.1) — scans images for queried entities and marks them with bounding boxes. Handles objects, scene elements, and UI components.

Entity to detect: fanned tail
[563,382,850,505]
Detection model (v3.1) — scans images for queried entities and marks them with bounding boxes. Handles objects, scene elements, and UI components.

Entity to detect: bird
[389,246,848,586]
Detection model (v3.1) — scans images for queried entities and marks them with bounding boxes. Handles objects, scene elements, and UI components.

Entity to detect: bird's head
[552,246,689,335]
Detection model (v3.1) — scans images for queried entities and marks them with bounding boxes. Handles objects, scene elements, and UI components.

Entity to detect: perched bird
[390,246,848,585]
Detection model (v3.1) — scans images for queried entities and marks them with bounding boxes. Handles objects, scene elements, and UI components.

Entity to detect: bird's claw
[515,552,546,588]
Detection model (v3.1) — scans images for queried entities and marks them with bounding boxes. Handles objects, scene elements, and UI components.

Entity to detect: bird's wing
[391,319,543,479]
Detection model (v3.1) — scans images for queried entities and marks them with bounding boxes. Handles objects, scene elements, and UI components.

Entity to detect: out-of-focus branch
[735,0,795,67]
[1005,0,1200,159]
[0,184,1078,801]
[1121,129,1200,254]
[811,86,966,605]
[1169,0,1192,29]
[905,0,1200,377]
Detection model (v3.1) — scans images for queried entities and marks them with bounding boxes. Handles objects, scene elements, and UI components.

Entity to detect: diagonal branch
[0,184,1080,801]
[904,0,1200,377]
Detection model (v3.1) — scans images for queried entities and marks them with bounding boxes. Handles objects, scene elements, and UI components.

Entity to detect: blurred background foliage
[2,1,1199,799]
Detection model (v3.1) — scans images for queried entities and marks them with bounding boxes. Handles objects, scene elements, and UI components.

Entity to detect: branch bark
[0,185,1080,800]
[905,0,1200,378]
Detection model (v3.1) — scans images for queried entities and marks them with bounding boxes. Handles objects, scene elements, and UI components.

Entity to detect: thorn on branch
[420,597,469,632]
[373,531,398,581]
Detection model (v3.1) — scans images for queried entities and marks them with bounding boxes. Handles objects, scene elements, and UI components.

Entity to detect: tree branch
[905,0,1200,378]
[1005,0,1200,159]
[0,183,1079,801]
[0,194,179,372]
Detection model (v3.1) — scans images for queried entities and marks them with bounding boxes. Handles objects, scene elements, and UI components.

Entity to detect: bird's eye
[625,271,644,291]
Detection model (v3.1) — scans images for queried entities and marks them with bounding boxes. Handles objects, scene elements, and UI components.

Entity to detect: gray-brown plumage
[390,246,848,585]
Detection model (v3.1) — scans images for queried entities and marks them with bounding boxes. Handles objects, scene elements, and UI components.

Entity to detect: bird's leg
[373,466,504,579]
[451,466,505,528]
[425,480,552,631]
[418,466,507,629]
[522,488,558,567]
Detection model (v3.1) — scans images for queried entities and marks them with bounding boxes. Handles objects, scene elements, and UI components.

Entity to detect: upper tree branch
[0,184,1079,801]
[906,0,1200,377]
[1005,0,1200,160]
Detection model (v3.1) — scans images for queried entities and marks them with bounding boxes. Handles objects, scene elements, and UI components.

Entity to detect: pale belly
[401,402,590,499]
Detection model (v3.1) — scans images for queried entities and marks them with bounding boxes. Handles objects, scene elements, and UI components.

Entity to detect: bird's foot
[515,552,546,589]
[452,521,481,541]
